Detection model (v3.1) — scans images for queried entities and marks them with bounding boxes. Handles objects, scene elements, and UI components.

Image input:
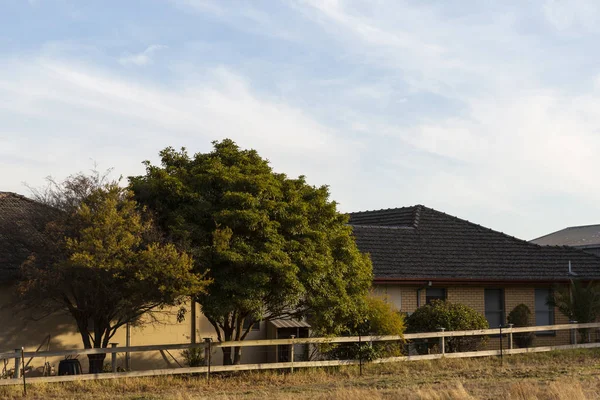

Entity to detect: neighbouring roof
[349,205,600,282]
[269,319,311,329]
[0,192,54,282]
[531,224,600,248]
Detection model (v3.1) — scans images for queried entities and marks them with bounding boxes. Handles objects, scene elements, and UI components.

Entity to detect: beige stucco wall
[0,284,269,375]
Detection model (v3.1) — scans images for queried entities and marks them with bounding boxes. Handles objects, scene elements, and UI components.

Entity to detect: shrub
[507,304,535,348]
[406,300,489,353]
[325,295,405,361]
[181,348,204,367]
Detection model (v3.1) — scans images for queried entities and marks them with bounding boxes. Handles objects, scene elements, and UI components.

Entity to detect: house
[531,224,600,257]
[348,205,600,346]
[3,192,599,373]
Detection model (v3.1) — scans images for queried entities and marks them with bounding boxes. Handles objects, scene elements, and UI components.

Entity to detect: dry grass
[2,349,600,399]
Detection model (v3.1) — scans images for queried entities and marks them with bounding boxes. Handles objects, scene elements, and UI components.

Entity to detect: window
[426,288,446,304]
[484,289,505,328]
[243,318,260,331]
[535,288,554,335]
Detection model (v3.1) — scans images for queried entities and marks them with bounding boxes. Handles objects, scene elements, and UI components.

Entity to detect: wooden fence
[1,321,599,386]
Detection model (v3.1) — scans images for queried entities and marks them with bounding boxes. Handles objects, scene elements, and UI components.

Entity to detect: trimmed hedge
[507,304,535,348]
[406,300,489,353]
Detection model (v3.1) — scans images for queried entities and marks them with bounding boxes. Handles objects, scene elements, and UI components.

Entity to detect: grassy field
[2,349,600,399]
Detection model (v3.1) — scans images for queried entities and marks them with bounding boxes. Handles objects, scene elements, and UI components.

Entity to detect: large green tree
[130,139,373,365]
[20,173,205,373]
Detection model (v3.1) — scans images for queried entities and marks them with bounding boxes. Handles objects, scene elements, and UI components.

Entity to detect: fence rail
[1,321,599,386]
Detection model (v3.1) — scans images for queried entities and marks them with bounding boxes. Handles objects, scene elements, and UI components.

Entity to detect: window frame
[534,288,555,336]
[484,288,505,329]
[425,288,447,305]
[242,318,260,332]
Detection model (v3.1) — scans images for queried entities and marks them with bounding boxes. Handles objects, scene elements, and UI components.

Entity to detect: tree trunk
[233,346,242,365]
[222,347,233,365]
[87,353,106,374]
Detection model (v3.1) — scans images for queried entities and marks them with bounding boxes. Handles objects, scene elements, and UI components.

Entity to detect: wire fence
[1,321,599,387]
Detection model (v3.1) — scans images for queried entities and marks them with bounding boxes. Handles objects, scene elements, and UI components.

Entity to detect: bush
[181,348,204,367]
[325,296,405,361]
[406,300,489,353]
[507,304,535,348]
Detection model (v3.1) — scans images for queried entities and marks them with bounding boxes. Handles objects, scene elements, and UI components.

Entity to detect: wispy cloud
[118,45,167,67]
[0,56,359,202]
[4,0,600,240]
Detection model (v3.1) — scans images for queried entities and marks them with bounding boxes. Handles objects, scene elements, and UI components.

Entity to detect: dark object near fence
[507,304,535,348]
[58,359,82,376]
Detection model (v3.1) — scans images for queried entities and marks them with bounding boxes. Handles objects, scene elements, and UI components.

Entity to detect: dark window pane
[243,319,260,331]
[426,288,446,304]
[535,288,554,335]
[484,289,504,327]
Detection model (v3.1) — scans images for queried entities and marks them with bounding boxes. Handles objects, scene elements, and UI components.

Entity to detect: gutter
[374,277,578,286]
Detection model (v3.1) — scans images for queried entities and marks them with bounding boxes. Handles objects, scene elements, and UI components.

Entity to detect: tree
[129,139,373,365]
[19,173,205,373]
[507,304,535,348]
[406,300,489,353]
[548,280,600,342]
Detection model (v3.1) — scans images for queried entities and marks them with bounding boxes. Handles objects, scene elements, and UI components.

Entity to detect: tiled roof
[531,224,600,248]
[349,205,600,282]
[0,192,54,282]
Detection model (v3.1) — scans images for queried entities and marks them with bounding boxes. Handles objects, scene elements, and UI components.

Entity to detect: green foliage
[548,280,600,343]
[325,296,405,361]
[181,348,205,367]
[129,139,373,365]
[20,173,206,372]
[406,300,489,353]
[507,304,535,348]
[548,280,600,324]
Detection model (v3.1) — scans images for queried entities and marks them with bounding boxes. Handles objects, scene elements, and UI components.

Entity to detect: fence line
[1,321,599,386]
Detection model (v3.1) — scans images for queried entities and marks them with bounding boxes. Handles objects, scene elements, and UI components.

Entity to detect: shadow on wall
[0,284,82,376]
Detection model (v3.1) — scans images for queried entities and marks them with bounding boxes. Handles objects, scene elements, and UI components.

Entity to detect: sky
[2,0,600,240]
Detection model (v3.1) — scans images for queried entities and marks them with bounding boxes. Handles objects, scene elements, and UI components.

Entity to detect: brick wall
[374,283,573,347]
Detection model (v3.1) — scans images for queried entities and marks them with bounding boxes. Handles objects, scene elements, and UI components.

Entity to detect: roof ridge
[565,223,600,229]
[417,205,552,248]
[413,204,423,228]
[348,205,418,215]
[351,225,415,230]
[0,191,38,204]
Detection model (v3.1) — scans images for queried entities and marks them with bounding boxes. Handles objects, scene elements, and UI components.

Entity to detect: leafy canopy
[129,139,373,363]
[548,280,600,324]
[20,173,205,371]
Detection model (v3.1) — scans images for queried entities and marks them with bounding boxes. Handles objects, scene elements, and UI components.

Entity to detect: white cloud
[543,0,600,32]
[118,45,167,67]
[0,56,359,202]
[293,0,600,238]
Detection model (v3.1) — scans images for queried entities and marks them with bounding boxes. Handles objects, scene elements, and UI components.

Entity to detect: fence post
[358,334,363,376]
[126,322,131,371]
[21,347,26,396]
[111,343,118,373]
[13,349,21,380]
[438,328,445,355]
[499,325,503,364]
[570,321,578,345]
[203,338,212,382]
[290,335,295,374]
[508,324,514,351]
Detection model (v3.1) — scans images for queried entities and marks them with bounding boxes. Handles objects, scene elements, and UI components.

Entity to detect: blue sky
[2,0,600,240]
